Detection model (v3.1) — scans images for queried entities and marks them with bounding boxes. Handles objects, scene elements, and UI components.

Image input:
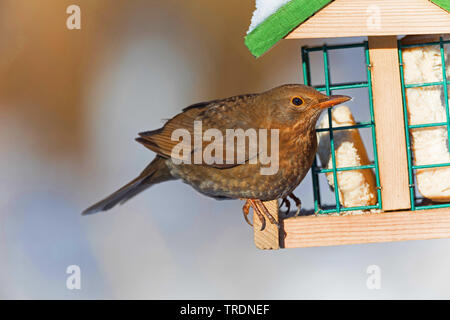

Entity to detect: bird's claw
[280,193,302,217]
[242,199,279,231]
[289,193,302,216]
[242,200,253,227]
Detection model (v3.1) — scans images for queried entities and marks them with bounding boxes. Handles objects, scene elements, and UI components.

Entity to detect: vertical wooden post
[253,200,280,249]
[368,36,410,211]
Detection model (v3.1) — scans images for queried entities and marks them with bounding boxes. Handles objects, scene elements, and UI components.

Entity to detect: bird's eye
[291,96,304,106]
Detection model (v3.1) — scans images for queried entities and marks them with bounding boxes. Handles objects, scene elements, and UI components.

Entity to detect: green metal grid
[301,42,382,214]
[398,37,450,211]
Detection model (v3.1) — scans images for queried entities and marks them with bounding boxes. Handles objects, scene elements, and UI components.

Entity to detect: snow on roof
[245,0,332,58]
[247,0,292,34]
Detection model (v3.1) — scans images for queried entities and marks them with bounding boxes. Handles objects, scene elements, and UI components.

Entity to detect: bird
[83,84,351,229]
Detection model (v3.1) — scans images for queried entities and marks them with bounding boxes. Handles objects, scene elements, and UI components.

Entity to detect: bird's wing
[136,94,262,168]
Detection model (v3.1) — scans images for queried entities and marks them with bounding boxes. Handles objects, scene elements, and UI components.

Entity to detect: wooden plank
[400,34,441,46]
[400,34,450,46]
[283,208,450,248]
[253,200,280,250]
[369,36,410,211]
[285,0,450,39]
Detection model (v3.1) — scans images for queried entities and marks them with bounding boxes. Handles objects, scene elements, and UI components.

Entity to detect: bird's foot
[242,199,279,231]
[279,197,291,216]
[289,193,302,216]
[242,200,253,227]
[280,193,302,216]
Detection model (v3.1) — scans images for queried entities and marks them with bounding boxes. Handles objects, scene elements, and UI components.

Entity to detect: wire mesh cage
[256,36,450,250]
[301,42,382,215]
[398,37,450,211]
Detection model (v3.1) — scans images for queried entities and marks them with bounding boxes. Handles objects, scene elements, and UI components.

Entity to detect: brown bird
[83,84,350,229]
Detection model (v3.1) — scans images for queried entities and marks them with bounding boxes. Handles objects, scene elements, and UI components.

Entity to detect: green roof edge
[430,0,450,12]
[244,0,332,58]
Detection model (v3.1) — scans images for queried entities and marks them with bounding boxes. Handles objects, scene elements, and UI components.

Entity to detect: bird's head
[261,84,351,129]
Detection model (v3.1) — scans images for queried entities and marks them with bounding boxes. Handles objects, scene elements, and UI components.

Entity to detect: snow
[247,0,292,34]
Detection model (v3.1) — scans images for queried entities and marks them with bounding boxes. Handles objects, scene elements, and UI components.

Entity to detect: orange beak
[317,95,352,109]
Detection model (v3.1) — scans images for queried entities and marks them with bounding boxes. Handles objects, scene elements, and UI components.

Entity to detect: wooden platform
[254,207,450,249]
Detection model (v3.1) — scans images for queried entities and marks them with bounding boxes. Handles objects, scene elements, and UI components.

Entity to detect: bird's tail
[82,156,174,215]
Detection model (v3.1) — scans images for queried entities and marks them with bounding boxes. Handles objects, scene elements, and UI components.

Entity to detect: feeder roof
[245,0,450,58]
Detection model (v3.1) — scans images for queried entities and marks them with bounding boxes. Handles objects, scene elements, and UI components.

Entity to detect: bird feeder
[245,0,450,249]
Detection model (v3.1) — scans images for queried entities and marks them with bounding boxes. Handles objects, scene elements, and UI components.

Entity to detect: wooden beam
[368,36,410,211]
[285,0,450,39]
[400,34,441,46]
[282,208,450,248]
[253,200,280,249]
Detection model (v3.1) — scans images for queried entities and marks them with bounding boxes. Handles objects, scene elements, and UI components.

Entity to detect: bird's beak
[316,95,352,109]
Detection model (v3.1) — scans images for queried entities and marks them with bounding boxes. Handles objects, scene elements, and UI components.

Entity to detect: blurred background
[1,0,450,299]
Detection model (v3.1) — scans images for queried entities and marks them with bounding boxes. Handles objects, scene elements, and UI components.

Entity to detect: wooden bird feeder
[245,0,450,249]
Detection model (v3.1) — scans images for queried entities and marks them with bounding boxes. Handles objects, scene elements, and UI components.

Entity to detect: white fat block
[317,106,378,210]
[247,0,292,34]
[402,45,450,202]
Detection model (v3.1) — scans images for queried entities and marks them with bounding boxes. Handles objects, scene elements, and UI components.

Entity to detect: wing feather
[136,94,261,168]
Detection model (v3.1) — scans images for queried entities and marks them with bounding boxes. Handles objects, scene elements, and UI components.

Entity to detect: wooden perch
[254,207,450,249]
[253,200,280,249]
